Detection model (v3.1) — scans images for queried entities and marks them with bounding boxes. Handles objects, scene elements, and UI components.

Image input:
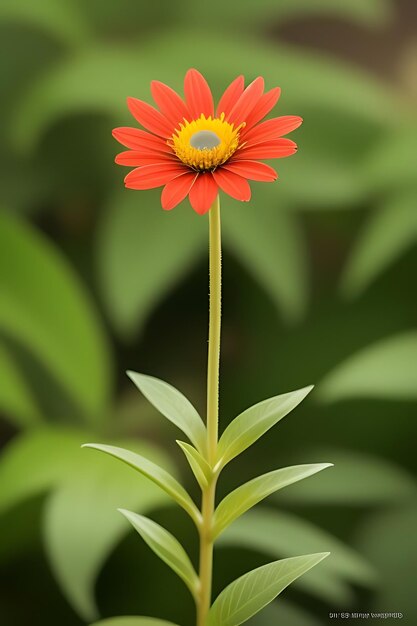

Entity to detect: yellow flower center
[169,113,244,171]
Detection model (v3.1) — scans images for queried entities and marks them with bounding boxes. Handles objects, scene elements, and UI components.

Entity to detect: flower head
[113,69,302,215]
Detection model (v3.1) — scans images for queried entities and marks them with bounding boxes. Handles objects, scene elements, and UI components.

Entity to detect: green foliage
[176,440,212,489]
[0,342,41,426]
[0,211,112,422]
[279,449,417,505]
[82,443,201,525]
[96,190,206,338]
[119,509,199,599]
[213,464,332,538]
[319,331,417,402]
[207,553,329,626]
[216,386,313,469]
[127,372,207,453]
[341,191,417,297]
[0,428,174,620]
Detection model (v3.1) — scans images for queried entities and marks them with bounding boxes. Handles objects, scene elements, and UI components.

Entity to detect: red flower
[112,69,302,215]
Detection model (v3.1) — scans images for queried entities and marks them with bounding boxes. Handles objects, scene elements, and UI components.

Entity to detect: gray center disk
[190,130,221,150]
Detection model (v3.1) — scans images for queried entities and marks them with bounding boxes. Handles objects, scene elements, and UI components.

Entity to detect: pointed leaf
[177,440,211,489]
[0,211,111,421]
[119,509,199,599]
[82,443,200,525]
[216,386,313,469]
[341,192,417,297]
[208,553,329,626]
[213,464,332,538]
[127,372,206,453]
[90,618,180,626]
[319,331,417,402]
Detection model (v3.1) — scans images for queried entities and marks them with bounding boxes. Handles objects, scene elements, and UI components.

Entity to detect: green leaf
[279,448,417,505]
[219,509,376,590]
[176,440,211,489]
[0,211,112,421]
[216,386,313,469]
[118,509,199,599]
[0,0,90,47]
[341,192,417,297]
[0,341,41,427]
[222,191,307,322]
[96,189,206,338]
[82,443,201,525]
[89,618,181,626]
[208,553,329,626]
[0,427,89,515]
[43,440,173,621]
[213,464,332,538]
[319,331,417,402]
[127,372,206,453]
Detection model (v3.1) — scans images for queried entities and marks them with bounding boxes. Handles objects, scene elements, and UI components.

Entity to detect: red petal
[127,97,173,138]
[124,163,188,190]
[184,68,214,119]
[161,172,198,211]
[151,81,191,129]
[115,150,178,166]
[227,77,264,128]
[223,160,277,182]
[112,127,172,153]
[235,139,298,160]
[216,75,244,118]
[188,173,218,215]
[243,116,303,145]
[241,87,281,135]
[213,168,251,202]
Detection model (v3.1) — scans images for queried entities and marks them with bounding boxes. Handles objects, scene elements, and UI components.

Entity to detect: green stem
[197,195,222,626]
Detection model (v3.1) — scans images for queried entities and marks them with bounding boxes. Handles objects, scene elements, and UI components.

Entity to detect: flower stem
[197,195,222,626]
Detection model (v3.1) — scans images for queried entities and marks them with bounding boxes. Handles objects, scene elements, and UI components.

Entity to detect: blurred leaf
[246,600,320,626]
[11,35,397,152]
[0,0,90,46]
[96,189,206,338]
[219,509,376,591]
[213,464,332,538]
[363,125,417,193]
[44,444,172,621]
[279,448,417,505]
[0,341,41,427]
[82,443,200,524]
[355,506,417,623]
[341,192,417,297]
[91,617,177,626]
[222,192,307,322]
[207,553,329,626]
[0,428,89,515]
[0,212,112,421]
[177,441,211,489]
[127,372,206,453]
[118,509,199,599]
[319,331,417,402]
[216,386,313,469]
[182,0,393,27]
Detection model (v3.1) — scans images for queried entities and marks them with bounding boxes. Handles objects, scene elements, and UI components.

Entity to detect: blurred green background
[0,1,416,625]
